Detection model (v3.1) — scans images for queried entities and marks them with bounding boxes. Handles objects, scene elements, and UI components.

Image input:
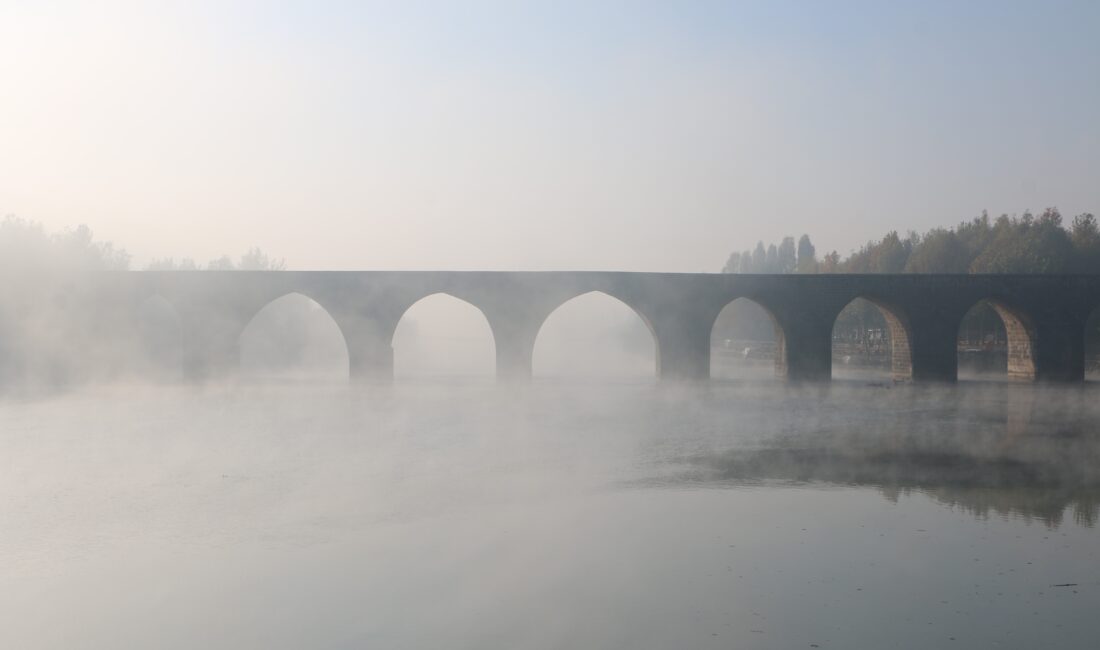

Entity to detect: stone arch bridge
[93,271,1100,383]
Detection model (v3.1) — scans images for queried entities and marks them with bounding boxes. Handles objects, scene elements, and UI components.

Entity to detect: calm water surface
[2,381,1098,649]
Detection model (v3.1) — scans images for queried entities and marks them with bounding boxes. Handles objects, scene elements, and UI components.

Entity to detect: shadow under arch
[132,293,183,380]
[532,290,658,378]
[830,296,913,381]
[957,298,1036,381]
[390,292,496,379]
[709,297,787,379]
[238,292,350,382]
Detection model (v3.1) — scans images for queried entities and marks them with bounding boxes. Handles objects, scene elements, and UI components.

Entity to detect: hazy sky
[1,1,1098,271]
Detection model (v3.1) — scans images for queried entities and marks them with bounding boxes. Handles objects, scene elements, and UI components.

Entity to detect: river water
[2,380,1098,649]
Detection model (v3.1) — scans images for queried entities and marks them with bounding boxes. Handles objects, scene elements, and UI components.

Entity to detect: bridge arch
[709,297,787,379]
[957,299,1036,381]
[390,292,496,379]
[239,292,350,382]
[830,297,912,381]
[532,290,658,378]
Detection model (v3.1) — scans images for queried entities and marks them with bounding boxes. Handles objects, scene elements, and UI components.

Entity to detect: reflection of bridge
[98,272,1100,382]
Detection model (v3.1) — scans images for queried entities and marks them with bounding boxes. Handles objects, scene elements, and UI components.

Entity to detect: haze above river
[2,380,1098,649]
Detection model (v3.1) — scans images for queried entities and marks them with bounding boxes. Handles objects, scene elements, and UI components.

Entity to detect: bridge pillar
[642,305,712,380]
[908,318,959,382]
[1035,316,1086,382]
[783,319,832,381]
[654,320,710,380]
[483,309,544,382]
[348,342,393,381]
[179,318,242,382]
[495,335,534,380]
[338,320,395,382]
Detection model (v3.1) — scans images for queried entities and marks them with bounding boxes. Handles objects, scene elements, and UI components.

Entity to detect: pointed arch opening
[710,297,786,380]
[831,297,912,381]
[391,293,496,380]
[239,293,350,383]
[957,299,1035,381]
[532,291,657,379]
[130,294,183,381]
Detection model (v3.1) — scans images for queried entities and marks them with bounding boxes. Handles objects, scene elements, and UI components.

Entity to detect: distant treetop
[147,247,286,271]
[0,216,131,273]
[722,208,1099,275]
[0,215,290,273]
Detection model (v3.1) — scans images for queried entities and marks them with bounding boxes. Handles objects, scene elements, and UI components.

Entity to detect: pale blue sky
[1,1,1097,270]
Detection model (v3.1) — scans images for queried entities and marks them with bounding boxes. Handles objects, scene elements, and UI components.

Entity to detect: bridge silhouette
[98,271,1100,383]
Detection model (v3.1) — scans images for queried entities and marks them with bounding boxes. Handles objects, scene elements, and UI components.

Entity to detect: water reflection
[666,447,1100,528]
[4,381,1100,649]
[653,381,1100,528]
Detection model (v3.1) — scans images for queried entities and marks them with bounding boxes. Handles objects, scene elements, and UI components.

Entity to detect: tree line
[0,216,285,272]
[722,235,819,274]
[716,207,1100,364]
[722,208,1099,275]
[146,249,286,271]
[0,216,287,393]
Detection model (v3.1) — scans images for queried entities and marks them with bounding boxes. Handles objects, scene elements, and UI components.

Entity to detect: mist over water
[3,378,1099,649]
[5,2,1100,647]
[3,285,1100,648]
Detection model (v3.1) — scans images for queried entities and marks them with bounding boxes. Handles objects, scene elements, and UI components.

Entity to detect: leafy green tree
[796,235,817,273]
[955,211,996,259]
[207,255,236,270]
[0,216,130,273]
[820,251,841,273]
[239,247,287,271]
[751,242,766,272]
[0,217,131,390]
[722,251,741,273]
[738,250,752,273]
[970,209,1072,273]
[905,229,970,273]
[1071,213,1100,272]
[777,236,796,274]
[722,205,1097,276]
[842,241,875,273]
[868,231,910,273]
